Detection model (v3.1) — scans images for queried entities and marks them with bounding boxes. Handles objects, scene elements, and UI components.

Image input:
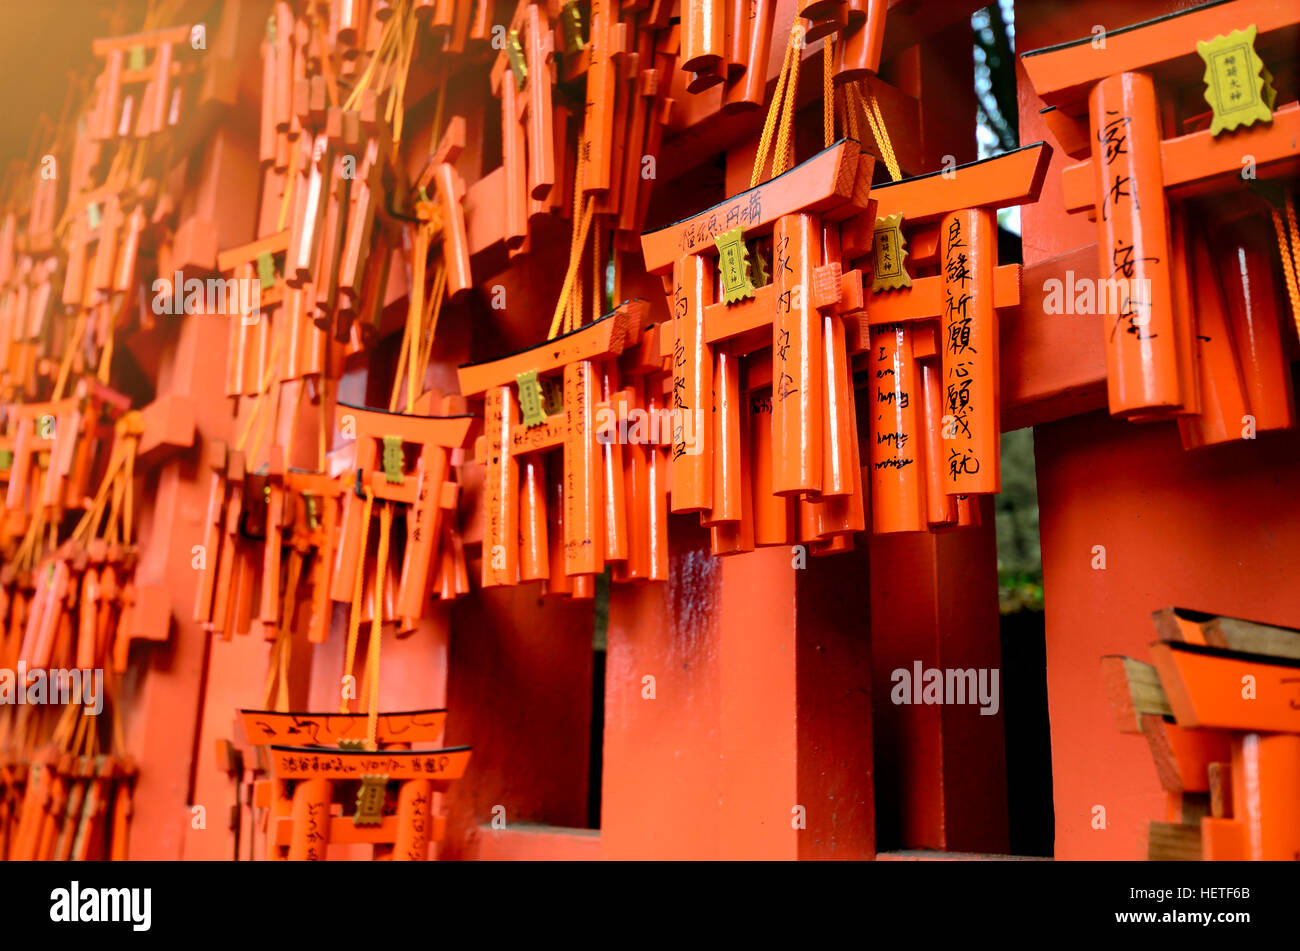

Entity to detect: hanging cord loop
[850,80,902,182]
[751,23,808,187]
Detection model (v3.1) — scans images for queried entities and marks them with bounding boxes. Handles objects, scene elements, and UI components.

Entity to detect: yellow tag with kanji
[1197,25,1273,136]
[871,214,911,293]
[714,226,756,304]
[354,774,388,826]
[516,369,547,428]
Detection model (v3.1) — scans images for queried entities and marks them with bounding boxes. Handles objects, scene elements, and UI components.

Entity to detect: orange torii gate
[490,0,558,248]
[330,402,474,634]
[237,708,468,861]
[1148,639,1300,860]
[839,143,1052,533]
[638,139,873,556]
[456,299,664,595]
[1105,609,1300,861]
[215,229,330,400]
[1021,0,1299,445]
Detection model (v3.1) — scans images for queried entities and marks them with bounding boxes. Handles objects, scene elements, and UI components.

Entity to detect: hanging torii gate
[638,139,873,555]
[237,707,468,860]
[1021,0,1299,437]
[840,143,1051,532]
[456,298,662,596]
[330,402,474,634]
[613,139,878,859]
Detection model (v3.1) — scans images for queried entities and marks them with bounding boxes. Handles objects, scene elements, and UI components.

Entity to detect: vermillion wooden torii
[831,0,885,83]
[212,227,337,645]
[282,468,348,645]
[1105,609,1300,860]
[14,0,1300,868]
[1021,0,1300,438]
[87,22,227,276]
[88,25,196,144]
[489,2,562,252]
[674,0,883,105]
[236,708,469,861]
[0,385,133,673]
[216,229,329,399]
[457,298,661,594]
[472,0,680,269]
[491,1,557,212]
[1151,639,1300,860]
[330,401,473,634]
[6,748,137,862]
[194,440,249,640]
[195,445,294,644]
[411,120,473,299]
[839,143,1052,532]
[639,139,873,555]
[1,402,179,862]
[3,380,130,520]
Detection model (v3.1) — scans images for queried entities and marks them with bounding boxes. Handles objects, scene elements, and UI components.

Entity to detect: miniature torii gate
[1021,0,1300,436]
[1149,637,1300,861]
[330,401,473,635]
[5,748,136,862]
[88,24,198,144]
[490,0,558,250]
[840,143,1051,533]
[456,298,662,594]
[238,708,468,861]
[639,139,873,556]
[4,380,131,520]
[1105,608,1300,860]
[215,229,330,400]
[467,0,678,264]
[87,20,237,276]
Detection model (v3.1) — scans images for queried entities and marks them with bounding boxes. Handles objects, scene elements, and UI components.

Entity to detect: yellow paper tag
[516,369,547,428]
[1197,25,1273,136]
[381,436,405,484]
[560,2,585,55]
[354,774,388,826]
[506,30,527,91]
[871,214,911,293]
[302,492,320,531]
[714,226,756,304]
[256,251,276,290]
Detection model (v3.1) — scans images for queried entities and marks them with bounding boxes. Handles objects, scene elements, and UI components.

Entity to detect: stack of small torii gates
[1104,608,1300,860]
